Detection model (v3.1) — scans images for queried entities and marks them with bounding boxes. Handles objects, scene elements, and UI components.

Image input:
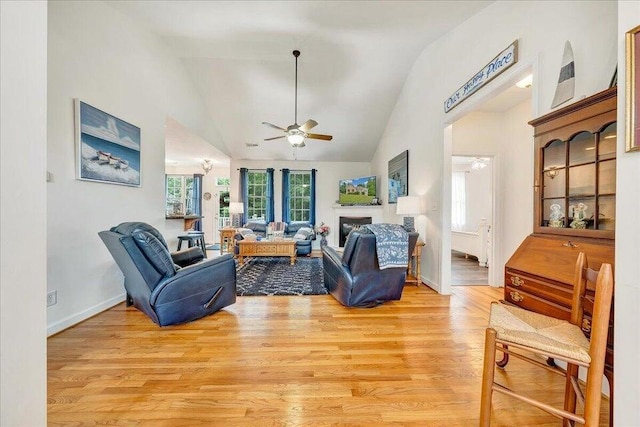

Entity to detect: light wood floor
[48,285,608,426]
[451,250,489,286]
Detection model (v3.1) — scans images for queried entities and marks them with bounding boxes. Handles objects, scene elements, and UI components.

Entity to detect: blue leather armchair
[322,229,418,307]
[99,222,236,326]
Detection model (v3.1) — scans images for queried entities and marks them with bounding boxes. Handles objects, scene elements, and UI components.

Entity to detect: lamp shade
[229,201,244,214]
[396,196,421,215]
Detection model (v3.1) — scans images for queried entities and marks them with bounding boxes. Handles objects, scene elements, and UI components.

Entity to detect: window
[451,171,466,230]
[165,175,195,216]
[247,170,268,221]
[288,171,311,222]
[216,177,230,186]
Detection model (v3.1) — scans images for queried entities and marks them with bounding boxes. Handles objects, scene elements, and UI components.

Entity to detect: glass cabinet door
[539,123,616,233]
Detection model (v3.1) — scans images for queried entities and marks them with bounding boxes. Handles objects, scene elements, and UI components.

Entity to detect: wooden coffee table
[237,239,296,265]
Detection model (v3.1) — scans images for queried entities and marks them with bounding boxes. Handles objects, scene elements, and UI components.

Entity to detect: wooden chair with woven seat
[479,252,613,426]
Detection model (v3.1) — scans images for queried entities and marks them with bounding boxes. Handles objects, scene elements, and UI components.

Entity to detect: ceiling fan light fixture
[471,158,488,170]
[287,134,305,146]
[261,50,333,146]
[202,159,213,174]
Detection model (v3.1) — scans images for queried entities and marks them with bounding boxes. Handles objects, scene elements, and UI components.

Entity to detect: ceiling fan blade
[262,122,286,131]
[299,119,318,132]
[306,133,333,141]
[264,135,286,141]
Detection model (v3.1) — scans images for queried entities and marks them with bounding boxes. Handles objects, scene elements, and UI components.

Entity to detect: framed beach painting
[626,24,640,152]
[75,100,141,186]
[388,150,408,204]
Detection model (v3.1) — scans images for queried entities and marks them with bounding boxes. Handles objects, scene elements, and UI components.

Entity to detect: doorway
[451,156,492,285]
[441,61,536,294]
[212,178,230,244]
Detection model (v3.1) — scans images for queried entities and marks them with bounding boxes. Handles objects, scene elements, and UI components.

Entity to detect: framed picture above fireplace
[388,150,408,204]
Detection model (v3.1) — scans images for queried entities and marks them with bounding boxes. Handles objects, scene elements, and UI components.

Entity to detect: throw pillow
[269,222,286,232]
[298,226,314,234]
[293,229,312,241]
[242,233,257,241]
[236,228,254,236]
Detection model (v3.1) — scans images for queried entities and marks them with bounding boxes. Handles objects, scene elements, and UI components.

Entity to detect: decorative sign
[444,40,519,113]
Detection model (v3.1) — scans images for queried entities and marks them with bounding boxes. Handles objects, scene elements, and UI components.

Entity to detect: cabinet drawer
[504,286,571,321]
[505,271,573,308]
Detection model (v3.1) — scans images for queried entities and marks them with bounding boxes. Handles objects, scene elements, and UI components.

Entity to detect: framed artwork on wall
[626,24,640,152]
[75,99,141,186]
[388,150,408,204]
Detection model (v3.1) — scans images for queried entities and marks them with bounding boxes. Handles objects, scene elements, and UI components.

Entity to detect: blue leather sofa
[322,229,418,307]
[99,222,236,326]
[237,221,316,256]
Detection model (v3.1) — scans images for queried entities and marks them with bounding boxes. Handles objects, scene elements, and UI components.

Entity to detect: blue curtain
[193,174,203,231]
[266,168,275,223]
[310,169,317,226]
[281,169,290,224]
[239,168,248,226]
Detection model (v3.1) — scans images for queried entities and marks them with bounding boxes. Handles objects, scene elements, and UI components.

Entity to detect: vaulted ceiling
[111,1,494,162]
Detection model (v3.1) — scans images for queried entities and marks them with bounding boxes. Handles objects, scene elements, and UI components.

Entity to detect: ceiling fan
[262,50,333,148]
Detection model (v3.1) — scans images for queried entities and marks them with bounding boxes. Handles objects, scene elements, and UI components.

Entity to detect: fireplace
[339,216,372,247]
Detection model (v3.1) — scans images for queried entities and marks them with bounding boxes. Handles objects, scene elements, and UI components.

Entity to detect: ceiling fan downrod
[293,49,300,126]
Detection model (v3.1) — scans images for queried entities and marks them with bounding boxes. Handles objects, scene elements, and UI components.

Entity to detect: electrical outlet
[47,291,57,307]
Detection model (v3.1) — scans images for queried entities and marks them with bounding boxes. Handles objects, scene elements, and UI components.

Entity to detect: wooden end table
[405,240,425,286]
[219,228,236,255]
[237,239,296,265]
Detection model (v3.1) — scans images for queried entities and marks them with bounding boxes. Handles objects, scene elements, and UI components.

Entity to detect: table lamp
[396,196,421,231]
[229,201,244,227]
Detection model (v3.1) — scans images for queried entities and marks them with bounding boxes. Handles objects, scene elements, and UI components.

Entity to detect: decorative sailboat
[551,41,575,108]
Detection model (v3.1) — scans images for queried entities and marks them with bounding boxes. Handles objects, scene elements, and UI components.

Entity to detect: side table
[219,228,236,255]
[405,240,425,286]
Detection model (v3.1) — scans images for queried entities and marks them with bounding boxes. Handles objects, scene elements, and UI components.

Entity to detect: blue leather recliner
[322,229,418,307]
[99,222,236,326]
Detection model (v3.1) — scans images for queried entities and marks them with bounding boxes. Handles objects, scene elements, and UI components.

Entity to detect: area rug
[236,257,327,296]
[205,243,220,251]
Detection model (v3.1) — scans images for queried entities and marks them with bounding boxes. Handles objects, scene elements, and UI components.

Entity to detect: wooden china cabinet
[504,87,616,423]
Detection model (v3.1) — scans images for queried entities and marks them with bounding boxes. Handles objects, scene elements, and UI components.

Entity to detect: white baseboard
[47,293,126,337]
[420,275,442,293]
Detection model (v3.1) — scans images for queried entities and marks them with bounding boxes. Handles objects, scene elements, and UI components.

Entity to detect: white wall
[371,1,616,292]
[615,1,640,424]
[230,159,371,247]
[0,1,48,425]
[46,1,225,335]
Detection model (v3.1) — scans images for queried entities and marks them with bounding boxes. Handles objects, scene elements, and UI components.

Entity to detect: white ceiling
[164,117,230,167]
[110,1,494,162]
[474,84,532,113]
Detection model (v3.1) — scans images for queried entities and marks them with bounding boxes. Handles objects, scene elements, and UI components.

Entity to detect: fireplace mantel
[331,204,384,247]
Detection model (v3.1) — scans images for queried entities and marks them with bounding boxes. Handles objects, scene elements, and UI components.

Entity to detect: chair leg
[563,363,579,427]
[480,328,497,427]
[199,237,207,258]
